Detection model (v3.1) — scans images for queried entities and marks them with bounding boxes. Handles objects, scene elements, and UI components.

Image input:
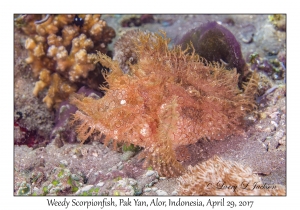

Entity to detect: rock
[128,178,137,186]
[71,174,81,181]
[152,187,158,192]
[156,189,168,195]
[59,160,68,167]
[117,164,124,170]
[148,179,158,187]
[33,187,39,194]
[110,166,117,171]
[47,184,53,190]
[171,190,178,195]
[117,180,127,188]
[82,185,94,191]
[121,151,135,161]
[143,187,151,192]
[97,182,105,187]
[17,181,31,195]
[112,178,135,195]
[271,121,278,128]
[146,170,155,177]
[49,187,61,194]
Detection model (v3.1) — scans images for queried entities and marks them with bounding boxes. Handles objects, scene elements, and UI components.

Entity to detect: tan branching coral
[33,70,77,108]
[70,31,258,177]
[17,14,115,109]
[177,156,285,195]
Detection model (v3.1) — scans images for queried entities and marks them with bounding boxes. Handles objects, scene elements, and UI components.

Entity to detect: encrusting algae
[70,30,259,177]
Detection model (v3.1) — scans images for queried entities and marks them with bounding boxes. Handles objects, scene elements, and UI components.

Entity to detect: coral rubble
[16,14,115,109]
[177,156,285,195]
[70,30,258,177]
[113,30,140,73]
[268,14,286,31]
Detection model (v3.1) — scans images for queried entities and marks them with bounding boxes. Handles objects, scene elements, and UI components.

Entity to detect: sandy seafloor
[14,14,286,196]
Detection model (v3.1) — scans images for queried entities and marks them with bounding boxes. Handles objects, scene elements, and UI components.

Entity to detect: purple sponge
[177,21,246,80]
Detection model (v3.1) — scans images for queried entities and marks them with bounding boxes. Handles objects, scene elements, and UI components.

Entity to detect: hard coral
[177,156,285,195]
[17,14,115,109]
[70,30,258,177]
